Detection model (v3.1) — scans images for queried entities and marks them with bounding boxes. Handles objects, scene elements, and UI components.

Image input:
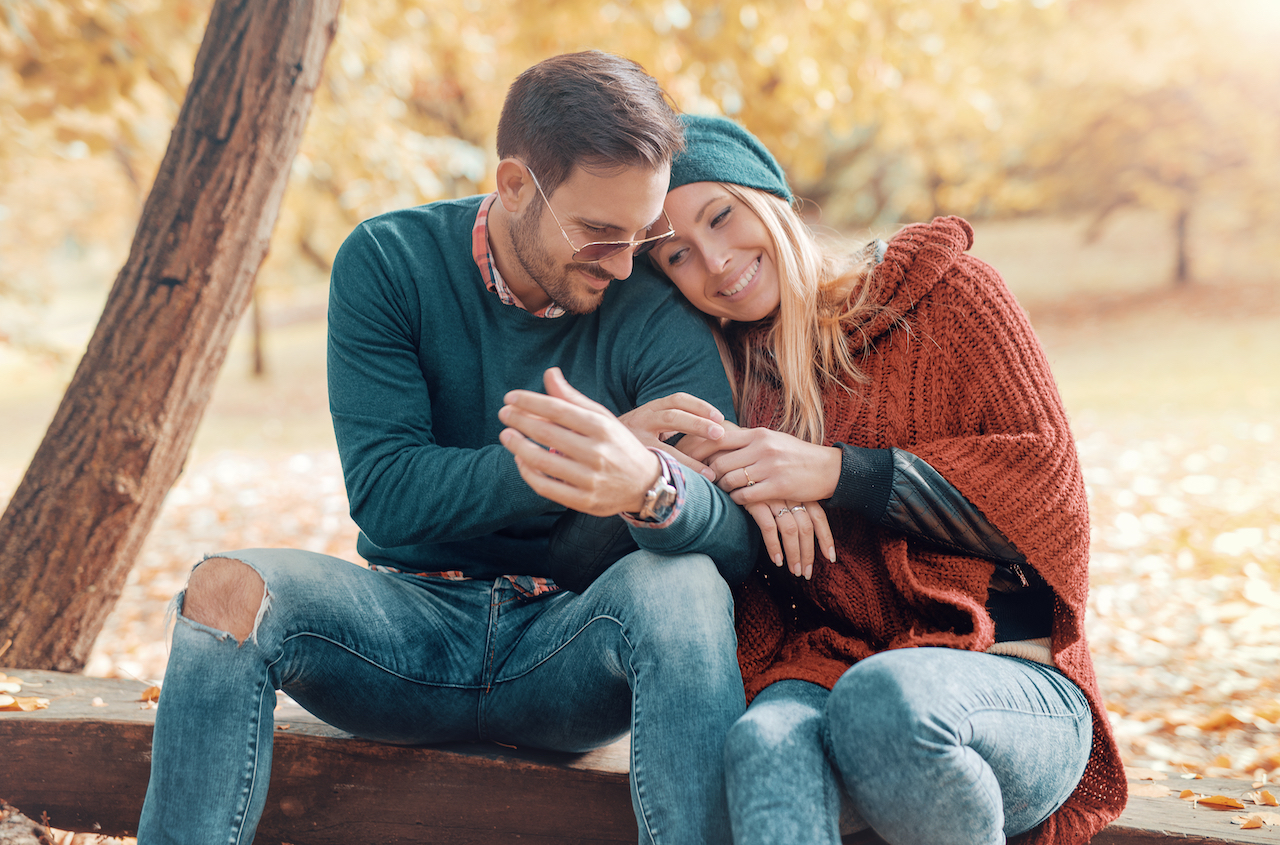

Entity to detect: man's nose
[599,247,635,281]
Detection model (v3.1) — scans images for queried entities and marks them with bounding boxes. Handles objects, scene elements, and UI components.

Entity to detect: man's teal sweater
[327,195,755,581]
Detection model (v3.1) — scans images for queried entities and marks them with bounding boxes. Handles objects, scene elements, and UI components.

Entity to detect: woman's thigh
[827,648,1092,842]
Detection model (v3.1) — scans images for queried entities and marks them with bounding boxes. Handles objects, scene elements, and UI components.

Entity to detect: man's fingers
[542,367,611,415]
[498,427,589,489]
[501,391,609,447]
[498,404,591,459]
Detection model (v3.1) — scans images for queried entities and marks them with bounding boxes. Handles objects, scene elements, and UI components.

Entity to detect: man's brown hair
[496,51,684,198]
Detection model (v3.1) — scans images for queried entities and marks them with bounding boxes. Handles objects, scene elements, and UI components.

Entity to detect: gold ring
[743,468,755,486]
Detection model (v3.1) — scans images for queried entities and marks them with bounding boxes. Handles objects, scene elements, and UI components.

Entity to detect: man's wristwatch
[634,462,678,522]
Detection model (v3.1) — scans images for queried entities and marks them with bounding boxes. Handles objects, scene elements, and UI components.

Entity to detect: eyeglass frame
[521,163,676,264]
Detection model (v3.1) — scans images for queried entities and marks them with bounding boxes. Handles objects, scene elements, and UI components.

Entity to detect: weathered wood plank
[1092,774,1278,845]
[2,670,1275,844]
[0,669,635,843]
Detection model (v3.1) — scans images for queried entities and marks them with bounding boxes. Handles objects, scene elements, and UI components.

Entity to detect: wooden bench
[1,670,1274,844]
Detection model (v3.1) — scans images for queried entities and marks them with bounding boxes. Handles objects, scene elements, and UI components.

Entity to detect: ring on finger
[776,507,790,517]
[791,505,807,513]
[744,467,755,486]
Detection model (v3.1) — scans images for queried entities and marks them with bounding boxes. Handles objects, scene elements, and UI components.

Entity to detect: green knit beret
[669,114,793,203]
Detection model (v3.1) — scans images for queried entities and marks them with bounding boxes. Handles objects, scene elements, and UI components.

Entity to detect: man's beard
[509,206,612,315]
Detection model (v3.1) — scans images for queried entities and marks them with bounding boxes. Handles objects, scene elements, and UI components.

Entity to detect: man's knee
[620,552,732,636]
[184,557,267,643]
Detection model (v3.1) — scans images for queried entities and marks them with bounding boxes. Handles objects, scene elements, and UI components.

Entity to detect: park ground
[1,211,1278,790]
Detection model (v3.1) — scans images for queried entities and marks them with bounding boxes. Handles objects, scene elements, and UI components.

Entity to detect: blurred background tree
[2,0,1278,360]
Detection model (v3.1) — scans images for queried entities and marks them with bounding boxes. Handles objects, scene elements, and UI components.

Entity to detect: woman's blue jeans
[723,648,1093,845]
[137,547,744,845]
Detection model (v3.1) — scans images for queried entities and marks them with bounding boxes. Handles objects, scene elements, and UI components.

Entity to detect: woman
[648,115,1127,845]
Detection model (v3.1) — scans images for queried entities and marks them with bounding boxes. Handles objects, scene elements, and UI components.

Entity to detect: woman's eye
[710,206,731,228]
[665,247,688,267]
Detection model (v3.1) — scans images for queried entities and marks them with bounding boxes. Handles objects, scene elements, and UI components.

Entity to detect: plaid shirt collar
[472,193,565,319]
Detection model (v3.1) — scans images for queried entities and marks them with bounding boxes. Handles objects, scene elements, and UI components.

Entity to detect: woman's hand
[618,393,726,480]
[746,500,835,579]
[682,426,843,507]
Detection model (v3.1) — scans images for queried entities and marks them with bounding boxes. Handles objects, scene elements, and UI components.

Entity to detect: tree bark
[1173,203,1192,286]
[0,0,340,670]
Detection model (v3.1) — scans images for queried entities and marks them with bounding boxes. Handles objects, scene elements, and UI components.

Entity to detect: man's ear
[495,159,533,213]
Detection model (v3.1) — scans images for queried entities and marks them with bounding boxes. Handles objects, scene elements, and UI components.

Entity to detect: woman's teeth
[720,257,759,297]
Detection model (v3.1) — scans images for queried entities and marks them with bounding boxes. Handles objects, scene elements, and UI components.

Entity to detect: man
[137,52,756,845]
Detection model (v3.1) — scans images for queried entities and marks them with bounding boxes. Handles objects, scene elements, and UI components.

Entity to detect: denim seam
[626,625,660,845]
[231,675,274,845]
[271,632,486,690]
[481,613,660,843]
[487,612,627,684]
[479,579,504,736]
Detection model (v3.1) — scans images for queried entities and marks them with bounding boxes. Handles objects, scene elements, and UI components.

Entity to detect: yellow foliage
[2,0,1279,340]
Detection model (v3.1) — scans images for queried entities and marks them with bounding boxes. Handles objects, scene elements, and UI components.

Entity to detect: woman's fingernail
[773,554,783,567]
[804,565,813,580]
[702,469,716,481]
[827,547,836,562]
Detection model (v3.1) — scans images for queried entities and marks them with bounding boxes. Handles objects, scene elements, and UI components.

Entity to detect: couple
[138,51,1125,845]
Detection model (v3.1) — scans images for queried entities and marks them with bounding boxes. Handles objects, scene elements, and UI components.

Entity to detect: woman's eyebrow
[693,195,726,224]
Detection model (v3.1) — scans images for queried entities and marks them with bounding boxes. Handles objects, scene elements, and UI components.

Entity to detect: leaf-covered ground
[76,405,1280,782]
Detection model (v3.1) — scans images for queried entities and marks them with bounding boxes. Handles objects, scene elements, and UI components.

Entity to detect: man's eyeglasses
[523,164,675,264]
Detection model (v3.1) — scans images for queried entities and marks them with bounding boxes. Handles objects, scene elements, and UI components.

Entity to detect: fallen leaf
[1236,815,1264,829]
[1198,795,1246,810]
[1199,711,1248,732]
[1130,783,1171,798]
[1180,773,1204,780]
[1254,790,1279,807]
[139,685,161,703]
[0,695,49,711]
[1180,789,1201,800]
[276,724,291,730]
[91,697,106,707]
[0,681,20,694]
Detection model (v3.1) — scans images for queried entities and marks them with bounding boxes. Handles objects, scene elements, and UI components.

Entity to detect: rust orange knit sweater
[734,216,1127,845]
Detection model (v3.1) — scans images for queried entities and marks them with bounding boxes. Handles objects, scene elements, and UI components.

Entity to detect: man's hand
[618,393,726,481]
[499,368,660,516]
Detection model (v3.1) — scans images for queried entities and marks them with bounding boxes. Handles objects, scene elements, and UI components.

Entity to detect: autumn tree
[0,0,339,670]
[1026,0,1280,285]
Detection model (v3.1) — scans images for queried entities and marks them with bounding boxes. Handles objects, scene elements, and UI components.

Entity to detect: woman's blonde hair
[716,184,887,445]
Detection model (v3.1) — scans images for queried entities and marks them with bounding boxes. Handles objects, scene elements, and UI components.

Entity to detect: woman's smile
[718,256,761,298]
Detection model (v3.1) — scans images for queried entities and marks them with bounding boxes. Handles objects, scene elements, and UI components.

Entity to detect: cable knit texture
[734,216,1126,845]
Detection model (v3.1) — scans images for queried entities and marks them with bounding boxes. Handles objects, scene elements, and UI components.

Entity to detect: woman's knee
[183,557,267,643]
[726,684,828,767]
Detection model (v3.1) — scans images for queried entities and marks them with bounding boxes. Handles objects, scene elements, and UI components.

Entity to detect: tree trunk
[1173,203,1191,286]
[0,0,340,671]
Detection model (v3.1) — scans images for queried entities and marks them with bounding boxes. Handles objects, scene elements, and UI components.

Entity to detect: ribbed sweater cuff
[828,443,894,523]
